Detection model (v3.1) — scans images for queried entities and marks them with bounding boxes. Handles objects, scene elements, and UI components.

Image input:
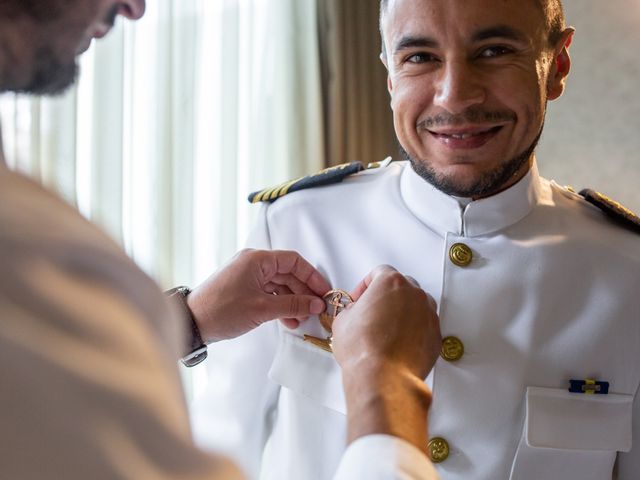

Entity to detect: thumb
[264,294,325,320]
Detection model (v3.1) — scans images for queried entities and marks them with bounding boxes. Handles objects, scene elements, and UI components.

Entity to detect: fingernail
[310,298,325,315]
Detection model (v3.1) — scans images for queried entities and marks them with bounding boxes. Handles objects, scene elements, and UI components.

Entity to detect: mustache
[417,108,517,130]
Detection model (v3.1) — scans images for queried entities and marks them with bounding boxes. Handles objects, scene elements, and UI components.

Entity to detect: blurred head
[0,0,145,95]
[380,0,574,198]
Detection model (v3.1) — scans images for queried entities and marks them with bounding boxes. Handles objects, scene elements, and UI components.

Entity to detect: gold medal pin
[303,289,353,353]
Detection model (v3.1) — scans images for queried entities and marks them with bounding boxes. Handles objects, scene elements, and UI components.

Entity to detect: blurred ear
[547,27,575,101]
[380,53,394,95]
[380,52,389,70]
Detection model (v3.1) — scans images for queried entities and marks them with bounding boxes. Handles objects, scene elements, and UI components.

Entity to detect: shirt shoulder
[578,188,640,235]
[546,181,640,259]
[0,167,176,350]
[548,181,638,232]
[248,158,404,205]
[0,168,242,479]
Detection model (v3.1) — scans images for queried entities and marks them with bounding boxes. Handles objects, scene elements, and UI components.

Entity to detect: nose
[117,0,146,20]
[433,60,486,114]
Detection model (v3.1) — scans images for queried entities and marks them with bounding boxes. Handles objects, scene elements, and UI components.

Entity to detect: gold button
[441,336,464,362]
[428,437,450,463]
[449,243,473,267]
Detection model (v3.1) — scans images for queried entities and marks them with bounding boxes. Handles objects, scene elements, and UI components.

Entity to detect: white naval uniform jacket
[193,160,640,480]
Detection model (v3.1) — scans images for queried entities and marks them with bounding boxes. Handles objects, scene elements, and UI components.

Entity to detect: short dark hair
[537,0,566,46]
[380,0,566,55]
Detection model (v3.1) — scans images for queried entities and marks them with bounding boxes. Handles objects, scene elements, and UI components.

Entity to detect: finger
[263,283,293,296]
[279,318,301,330]
[405,275,420,288]
[261,293,325,320]
[349,264,398,301]
[426,292,438,310]
[268,273,316,296]
[270,251,331,296]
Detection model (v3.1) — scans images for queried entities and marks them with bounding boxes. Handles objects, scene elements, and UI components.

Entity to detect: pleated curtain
[0,0,325,290]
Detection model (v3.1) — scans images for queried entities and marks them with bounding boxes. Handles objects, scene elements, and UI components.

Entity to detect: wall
[537,1,640,212]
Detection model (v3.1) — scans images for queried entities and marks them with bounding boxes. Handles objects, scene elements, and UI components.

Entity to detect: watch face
[181,348,208,368]
[176,286,192,297]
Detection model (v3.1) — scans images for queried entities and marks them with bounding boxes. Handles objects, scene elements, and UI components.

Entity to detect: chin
[407,153,527,198]
[22,54,79,95]
[401,129,540,198]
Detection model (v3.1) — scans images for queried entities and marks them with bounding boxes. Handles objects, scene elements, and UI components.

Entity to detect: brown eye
[479,46,513,58]
[407,53,437,64]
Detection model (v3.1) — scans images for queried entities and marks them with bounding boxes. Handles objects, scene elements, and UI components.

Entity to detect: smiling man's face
[381,0,572,198]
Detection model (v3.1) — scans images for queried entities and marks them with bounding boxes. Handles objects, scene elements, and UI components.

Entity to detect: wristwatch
[165,286,208,367]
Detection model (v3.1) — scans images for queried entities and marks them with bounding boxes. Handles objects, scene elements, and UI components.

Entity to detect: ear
[380,51,388,70]
[547,27,575,101]
[380,53,394,94]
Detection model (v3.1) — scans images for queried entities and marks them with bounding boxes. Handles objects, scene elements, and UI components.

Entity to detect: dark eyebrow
[471,25,528,43]
[393,26,529,55]
[393,35,439,54]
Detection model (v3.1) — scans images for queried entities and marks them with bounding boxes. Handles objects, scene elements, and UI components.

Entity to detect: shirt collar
[399,161,543,237]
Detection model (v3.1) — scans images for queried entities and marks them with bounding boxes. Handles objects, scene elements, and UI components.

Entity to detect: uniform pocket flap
[268,332,346,415]
[526,386,632,452]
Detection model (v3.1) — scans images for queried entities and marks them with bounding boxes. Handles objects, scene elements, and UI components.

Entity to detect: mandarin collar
[399,161,543,237]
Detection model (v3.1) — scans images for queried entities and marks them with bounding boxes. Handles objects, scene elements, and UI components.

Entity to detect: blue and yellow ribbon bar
[568,379,609,395]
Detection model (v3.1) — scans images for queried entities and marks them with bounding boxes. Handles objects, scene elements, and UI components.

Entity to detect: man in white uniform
[194,0,640,479]
[0,0,443,478]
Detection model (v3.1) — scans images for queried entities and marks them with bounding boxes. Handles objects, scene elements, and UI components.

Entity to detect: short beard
[17,45,79,95]
[0,0,108,95]
[403,127,543,198]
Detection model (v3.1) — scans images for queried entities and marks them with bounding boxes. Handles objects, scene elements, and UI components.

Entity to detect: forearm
[343,361,432,454]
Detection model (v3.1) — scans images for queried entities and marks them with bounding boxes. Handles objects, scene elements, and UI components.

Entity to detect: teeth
[450,133,474,139]
[447,129,494,139]
[429,127,498,139]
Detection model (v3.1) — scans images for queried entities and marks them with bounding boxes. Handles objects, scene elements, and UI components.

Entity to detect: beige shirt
[0,144,437,479]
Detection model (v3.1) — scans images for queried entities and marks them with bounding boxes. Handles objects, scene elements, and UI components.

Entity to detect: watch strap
[165,286,208,367]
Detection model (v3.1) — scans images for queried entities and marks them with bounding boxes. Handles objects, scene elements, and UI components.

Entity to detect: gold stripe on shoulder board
[251,188,267,203]
[277,178,301,198]
[367,156,393,170]
[254,187,276,203]
[593,191,638,219]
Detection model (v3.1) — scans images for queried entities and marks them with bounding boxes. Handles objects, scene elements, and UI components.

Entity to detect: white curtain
[0,0,324,402]
[0,0,324,289]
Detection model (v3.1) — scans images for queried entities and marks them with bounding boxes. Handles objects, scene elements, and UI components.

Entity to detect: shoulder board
[579,188,640,234]
[248,159,391,204]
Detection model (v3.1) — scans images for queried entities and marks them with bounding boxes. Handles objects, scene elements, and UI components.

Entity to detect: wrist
[342,361,432,453]
[165,286,208,367]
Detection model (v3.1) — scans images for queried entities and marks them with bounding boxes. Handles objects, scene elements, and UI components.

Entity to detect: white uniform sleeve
[333,435,439,480]
[190,204,281,480]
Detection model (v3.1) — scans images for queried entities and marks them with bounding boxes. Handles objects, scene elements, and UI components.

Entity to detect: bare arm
[332,265,441,454]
